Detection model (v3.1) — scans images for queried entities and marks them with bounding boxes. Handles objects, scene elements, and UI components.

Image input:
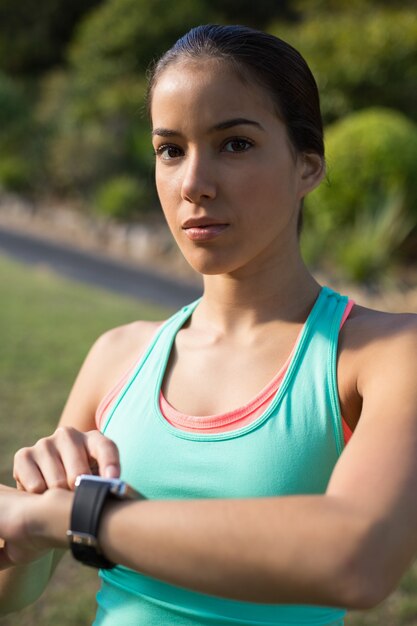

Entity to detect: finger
[13,448,48,494]
[39,427,95,490]
[34,446,69,491]
[0,485,17,493]
[17,436,75,492]
[22,438,71,492]
[85,431,121,478]
[0,543,14,570]
[57,432,95,489]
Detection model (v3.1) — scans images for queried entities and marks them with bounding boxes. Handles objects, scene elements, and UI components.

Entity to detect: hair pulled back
[147,24,324,159]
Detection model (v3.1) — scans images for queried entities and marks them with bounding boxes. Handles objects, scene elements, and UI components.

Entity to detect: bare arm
[0,338,98,615]
[0,542,64,615]
[3,317,417,611]
[40,317,417,607]
[0,320,158,614]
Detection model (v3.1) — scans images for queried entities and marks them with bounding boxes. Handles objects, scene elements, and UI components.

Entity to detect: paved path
[0,225,202,309]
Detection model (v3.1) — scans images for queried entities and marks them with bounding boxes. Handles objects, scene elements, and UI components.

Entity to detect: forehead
[150,58,279,131]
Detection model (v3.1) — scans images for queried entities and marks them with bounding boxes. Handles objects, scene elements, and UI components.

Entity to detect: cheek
[238,166,282,209]
[241,169,299,233]
[155,170,177,218]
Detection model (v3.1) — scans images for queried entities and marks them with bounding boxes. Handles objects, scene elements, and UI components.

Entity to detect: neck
[193,251,321,335]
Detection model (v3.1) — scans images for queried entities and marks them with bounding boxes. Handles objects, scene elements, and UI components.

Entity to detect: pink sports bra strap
[96,298,356,445]
[161,299,355,440]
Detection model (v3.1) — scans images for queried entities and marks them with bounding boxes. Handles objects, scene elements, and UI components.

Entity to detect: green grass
[0,254,416,625]
[0,254,170,626]
[0,255,171,488]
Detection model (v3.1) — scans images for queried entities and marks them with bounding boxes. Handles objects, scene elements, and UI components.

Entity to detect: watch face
[74,474,142,500]
[75,474,119,488]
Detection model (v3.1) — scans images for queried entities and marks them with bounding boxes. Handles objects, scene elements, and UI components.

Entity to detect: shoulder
[88,319,164,393]
[346,305,417,393]
[92,319,164,363]
[337,304,417,428]
[340,304,417,366]
[58,319,165,431]
[339,305,417,395]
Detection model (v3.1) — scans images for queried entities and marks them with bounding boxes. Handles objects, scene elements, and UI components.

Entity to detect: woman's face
[151,58,323,277]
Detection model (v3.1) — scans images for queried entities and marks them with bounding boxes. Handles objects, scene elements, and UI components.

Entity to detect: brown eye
[223,138,253,153]
[155,144,184,160]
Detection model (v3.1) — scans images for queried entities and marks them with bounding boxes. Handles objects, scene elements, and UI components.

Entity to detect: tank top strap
[99,298,201,432]
[293,285,349,455]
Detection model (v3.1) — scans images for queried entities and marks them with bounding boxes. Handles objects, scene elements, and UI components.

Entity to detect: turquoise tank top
[95,286,348,625]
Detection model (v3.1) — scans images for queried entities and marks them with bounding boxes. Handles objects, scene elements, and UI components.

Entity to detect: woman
[1,24,416,626]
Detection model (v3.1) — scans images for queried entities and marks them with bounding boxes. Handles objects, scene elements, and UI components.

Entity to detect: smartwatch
[66,474,143,569]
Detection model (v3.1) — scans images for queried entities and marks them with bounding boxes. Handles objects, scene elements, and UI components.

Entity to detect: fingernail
[104,465,119,478]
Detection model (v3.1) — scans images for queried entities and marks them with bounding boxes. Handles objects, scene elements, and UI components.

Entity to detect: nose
[180,151,216,204]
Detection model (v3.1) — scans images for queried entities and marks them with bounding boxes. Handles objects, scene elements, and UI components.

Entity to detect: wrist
[66,475,144,569]
[30,489,73,550]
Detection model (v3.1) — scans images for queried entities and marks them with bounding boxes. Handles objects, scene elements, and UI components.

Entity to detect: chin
[185,259,230,276]
[181,249,245,277]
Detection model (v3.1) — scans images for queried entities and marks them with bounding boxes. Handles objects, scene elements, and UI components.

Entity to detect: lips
[181,217,229,242]
[182,217,229,229]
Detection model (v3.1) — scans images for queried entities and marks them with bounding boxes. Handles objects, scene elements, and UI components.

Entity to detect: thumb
[0,542,14,570]
[85,431,121,479]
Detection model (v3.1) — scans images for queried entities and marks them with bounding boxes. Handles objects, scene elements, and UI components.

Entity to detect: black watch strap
[68,479,117,569]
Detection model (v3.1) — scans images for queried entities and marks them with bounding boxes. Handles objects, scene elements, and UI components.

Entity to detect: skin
[1,58,417,614]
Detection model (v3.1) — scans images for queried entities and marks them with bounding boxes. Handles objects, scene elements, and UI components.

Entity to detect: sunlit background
[1,0,416,284]
[0,1,416,624]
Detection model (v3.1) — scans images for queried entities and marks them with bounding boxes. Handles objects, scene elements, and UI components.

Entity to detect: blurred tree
[44,0,302,200]
[272,8,417,124]
[68,0,218,87]
[94,175,152,220]
[295,0,416,12]
[0,72,29,146]
[41,0,219,199]
[210,0,298,27]
[0,0,103,75]
[302,108,417,282]
[0,72,40,191]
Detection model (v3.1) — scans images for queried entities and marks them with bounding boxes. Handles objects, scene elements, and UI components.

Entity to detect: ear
[298,152,325,199]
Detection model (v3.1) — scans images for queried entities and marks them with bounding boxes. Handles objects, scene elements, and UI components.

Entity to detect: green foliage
[0,0,102,75]
[37,68,155,194]
[0,72,47,192]
[34,71,126,194]
[302,108,417,282]
[67,0,296,118]
[328,193,413,283]
[210,0,297,27]
[37,0,219,200]
[271,9,417,124]
[295,0,416,12]
[41,0,300,203]
[45,121,125,194]
[68,0,218,91]
[311,108,417,223]
[94,175,151,220]
[2,0,417,289]
[40,1,417,212]
[0,72,31,148]
[0,155,32,191]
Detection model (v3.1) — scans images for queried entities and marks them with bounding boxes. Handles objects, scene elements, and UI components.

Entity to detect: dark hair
[146,24,324,160]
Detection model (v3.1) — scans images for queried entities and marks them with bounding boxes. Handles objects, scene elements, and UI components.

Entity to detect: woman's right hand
[13,427,120,493]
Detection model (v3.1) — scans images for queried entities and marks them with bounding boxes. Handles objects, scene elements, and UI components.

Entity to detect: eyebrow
[211,118,264,132]
[152,118,264,137]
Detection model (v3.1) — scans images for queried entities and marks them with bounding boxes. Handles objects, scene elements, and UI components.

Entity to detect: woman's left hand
[0,485,70,570]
